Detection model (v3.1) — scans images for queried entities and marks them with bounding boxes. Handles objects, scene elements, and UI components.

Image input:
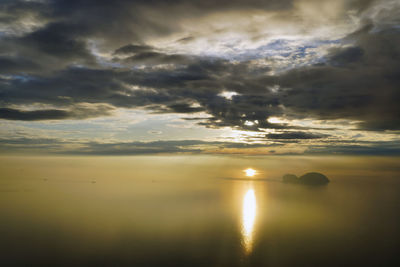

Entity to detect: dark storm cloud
[328,46,364,66]
[0,108,70,120]
[0,57,281,130]
[114,44,154,55]
[0,137,68,153]
[113,44,194,65]
[2,23,400,131]
[0,56,41,74]
[1,0,297,53]
[1,0,372,70]
[19,22,94,60]
[0,24,96,74]
[0,0,49,28]
[1,24,400,132]
[0,0,399,135]
[266,131,328,140]
[0,68,128,106]
[0,104,114,121]
[279,26,400,130]
[123,52,192,65]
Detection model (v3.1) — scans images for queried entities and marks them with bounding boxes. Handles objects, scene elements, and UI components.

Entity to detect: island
[282,172,330,185]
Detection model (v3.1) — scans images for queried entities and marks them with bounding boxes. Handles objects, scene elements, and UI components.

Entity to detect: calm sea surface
[1,155,399,266]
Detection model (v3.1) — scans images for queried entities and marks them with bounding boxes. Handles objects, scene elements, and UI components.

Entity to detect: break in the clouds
[0,0,399,155]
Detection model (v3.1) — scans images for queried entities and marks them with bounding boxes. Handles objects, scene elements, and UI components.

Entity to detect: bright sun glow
[242,188,257,253]
[244,168,257,177]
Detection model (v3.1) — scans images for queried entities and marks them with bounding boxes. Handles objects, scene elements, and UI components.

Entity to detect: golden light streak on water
[242,187,257,254]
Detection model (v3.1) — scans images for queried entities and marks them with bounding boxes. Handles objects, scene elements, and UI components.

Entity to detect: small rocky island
[282,172,329,185]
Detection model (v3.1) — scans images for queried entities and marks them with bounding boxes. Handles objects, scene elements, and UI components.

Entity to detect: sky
[0,0,399,155]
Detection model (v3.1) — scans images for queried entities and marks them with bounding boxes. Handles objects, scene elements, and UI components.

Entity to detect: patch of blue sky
[5,74,38,82]
[95,57,124,68]
[234,38,341,60]
[222,38,343,72]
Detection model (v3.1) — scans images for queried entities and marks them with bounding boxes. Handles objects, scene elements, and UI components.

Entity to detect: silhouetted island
[282,172,329,185]
[282,174,299,183]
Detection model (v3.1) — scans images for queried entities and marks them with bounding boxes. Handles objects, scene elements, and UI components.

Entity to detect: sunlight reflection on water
[242,186,257,254]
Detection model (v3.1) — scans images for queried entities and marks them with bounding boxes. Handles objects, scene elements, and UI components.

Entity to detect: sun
[244,168,257,177]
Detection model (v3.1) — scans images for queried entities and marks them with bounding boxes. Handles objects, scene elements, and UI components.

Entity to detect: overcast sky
[0,0,399,155]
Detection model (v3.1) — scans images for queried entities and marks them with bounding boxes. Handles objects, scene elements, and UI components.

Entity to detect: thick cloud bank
[0,0,399,154]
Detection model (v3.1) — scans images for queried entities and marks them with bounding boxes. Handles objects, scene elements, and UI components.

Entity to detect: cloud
[0,108,71,121]
[122,52,192,65]
[150,103,205,114]
[1,24,400,132]
[279,26,400,130]
[0,104,114,121]
[266,131,328,140]
[0,0,399,155]
[1,137,399,156]
[114,44,154,55]
[2,23,399,132]
[305,141,400,156]
[0,137,271,155]
[0,56,41,74]
[328,46,364,66]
